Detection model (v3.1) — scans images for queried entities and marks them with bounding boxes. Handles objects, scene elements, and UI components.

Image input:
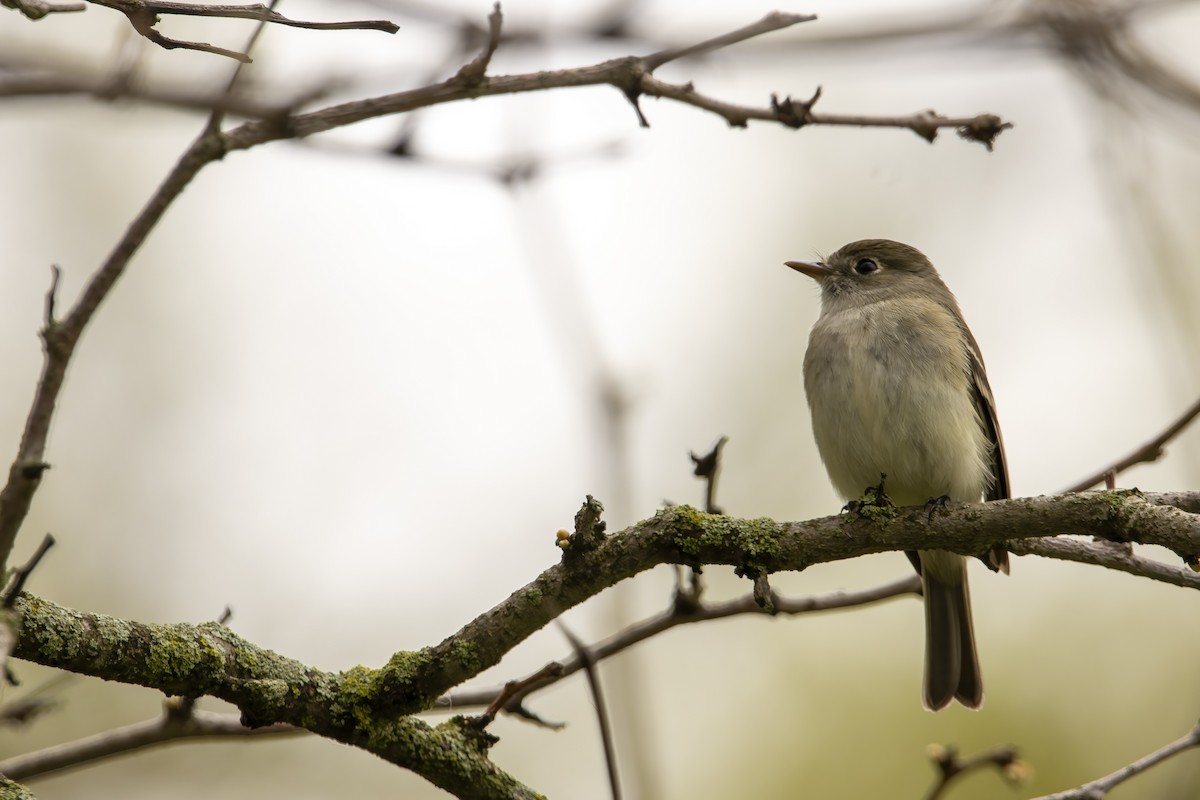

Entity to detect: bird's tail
[921,551,983,711]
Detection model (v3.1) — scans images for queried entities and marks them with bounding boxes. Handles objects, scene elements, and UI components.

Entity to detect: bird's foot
[925,494,951,522]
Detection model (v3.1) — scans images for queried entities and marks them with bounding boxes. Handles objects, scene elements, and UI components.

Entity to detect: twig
[0,70,298,117]
[454,2,503,85]
[42,265,61,329]
[203,0,279,133]
[923,743,1026,800]
[0,129,222,574]
[642,10,817,70]
[1063,394,1200,493]
[1009,536,1200,588]
[558,623,621,800]
[0,709,300,780]
[84,1,397,62]
[0,674,74,726]
[3,533,55,606]
[437,575,921,710]
[689,436,727,515]
[1031,720,1200,800]
[2,0,84,19]
[475,662,564,726]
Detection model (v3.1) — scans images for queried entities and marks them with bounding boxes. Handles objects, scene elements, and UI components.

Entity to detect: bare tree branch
[558,624,622,800]
[2,0,84,19]
[202,0,277,133]
[81,1,398,62]
[438,574,921,711]
[642,10,816,70]
[1064,394,1200,493]
[1031,719,1200,800]
[0,708,300,781]
[1009,536,1200,586]
[0,7,1012,579]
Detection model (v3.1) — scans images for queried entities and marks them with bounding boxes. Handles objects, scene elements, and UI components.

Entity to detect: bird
[785,239,1009,710]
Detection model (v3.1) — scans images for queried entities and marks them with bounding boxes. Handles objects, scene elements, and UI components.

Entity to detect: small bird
[785,239,1009,711]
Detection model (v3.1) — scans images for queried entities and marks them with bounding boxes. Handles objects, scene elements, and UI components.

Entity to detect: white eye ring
[854,258,879,275]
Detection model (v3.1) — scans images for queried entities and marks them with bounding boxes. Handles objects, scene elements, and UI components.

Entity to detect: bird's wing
[966,338,1011,574]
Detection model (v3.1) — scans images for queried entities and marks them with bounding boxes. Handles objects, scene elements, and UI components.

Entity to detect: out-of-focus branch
[2,0,84,19]
[558,624,622,800]
[922,743,1027,800]
[0,708,300,781]
[689,437,728,515]
[1031,719,1200,800]
[1063,394,1200,493]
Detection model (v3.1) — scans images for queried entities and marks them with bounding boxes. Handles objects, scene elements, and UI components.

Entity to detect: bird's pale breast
[803,296,991,506]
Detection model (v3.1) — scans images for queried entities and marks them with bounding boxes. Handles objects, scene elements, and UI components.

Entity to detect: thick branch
[14,492,1200,716]
[8,491,1198,794]
[8,601,537,798]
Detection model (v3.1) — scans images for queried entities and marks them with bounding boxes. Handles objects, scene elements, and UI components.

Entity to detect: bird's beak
[785,260,833,282]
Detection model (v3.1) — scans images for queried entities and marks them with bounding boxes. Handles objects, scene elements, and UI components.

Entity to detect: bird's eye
[854,258,879,275]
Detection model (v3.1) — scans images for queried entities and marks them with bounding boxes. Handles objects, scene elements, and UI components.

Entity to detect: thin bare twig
[1063,394,1200,493]
[0,71,294,117]
[454,2,503,85]
[0,531,54,693]
[86,0,398,62]
[436,575,921,710]
[558,623,621,800]
[1008,536,1200,589]
[3,533,55,606]
[642,10,816,70]
[2,0,84,19]
[475,662,564,726]
[0,674,74,726]
[0,708,300,781]
[1031,720,1200,800]
[923,743,1026,800]
[203,0,278,133]
[689,436,727,515]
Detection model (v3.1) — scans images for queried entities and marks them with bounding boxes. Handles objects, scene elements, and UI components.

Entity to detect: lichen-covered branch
[16,491,1200,712]
[9,490,1199,795]
[10,597,537,798]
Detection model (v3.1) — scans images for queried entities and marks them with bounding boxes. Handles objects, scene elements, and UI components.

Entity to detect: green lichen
[370,648,436,711]
[450,638,480,674]
[333,665,379,728]
[667,505,782,571]
[854,501,898,526]
[144,626,224,688]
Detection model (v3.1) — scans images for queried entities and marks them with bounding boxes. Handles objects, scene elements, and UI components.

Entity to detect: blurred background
[2,0,1200,797]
